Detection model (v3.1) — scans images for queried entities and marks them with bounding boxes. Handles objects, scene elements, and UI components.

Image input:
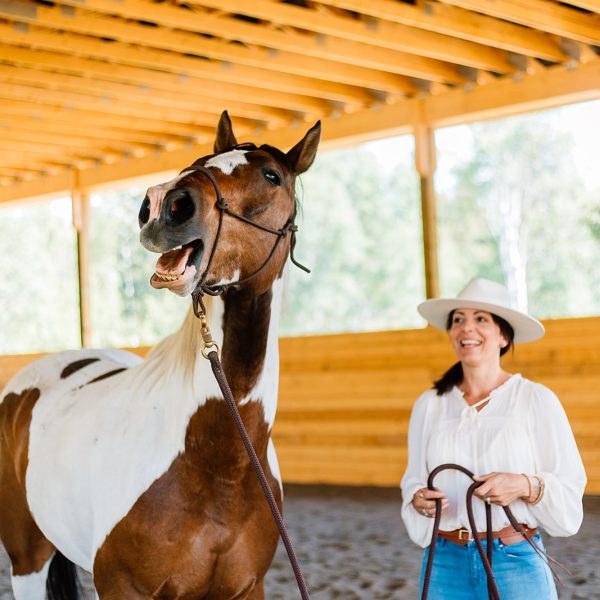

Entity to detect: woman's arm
[400,391,445,547]
[526,383,586,536]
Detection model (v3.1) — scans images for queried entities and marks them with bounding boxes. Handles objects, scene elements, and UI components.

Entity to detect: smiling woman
[401,277,586,600]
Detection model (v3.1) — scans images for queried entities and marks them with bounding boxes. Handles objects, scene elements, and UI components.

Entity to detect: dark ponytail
[433,310,515,395]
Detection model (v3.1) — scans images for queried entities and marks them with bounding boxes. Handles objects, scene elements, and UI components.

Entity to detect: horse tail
[46,551,80,600]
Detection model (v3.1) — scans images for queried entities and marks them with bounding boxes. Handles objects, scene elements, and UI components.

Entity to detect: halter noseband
[186,161,309,315]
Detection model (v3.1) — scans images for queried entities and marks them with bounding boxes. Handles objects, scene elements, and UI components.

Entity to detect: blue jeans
[419,533,557,599]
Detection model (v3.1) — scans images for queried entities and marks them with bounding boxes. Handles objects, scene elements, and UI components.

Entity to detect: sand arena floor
[0,485,598,599]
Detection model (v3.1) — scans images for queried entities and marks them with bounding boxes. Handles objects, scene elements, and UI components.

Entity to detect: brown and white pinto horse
[0,111,320,600]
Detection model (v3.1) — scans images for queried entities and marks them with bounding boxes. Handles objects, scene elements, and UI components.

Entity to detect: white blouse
[400,374,586,548]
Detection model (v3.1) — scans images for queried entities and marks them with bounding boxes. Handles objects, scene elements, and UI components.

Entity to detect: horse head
[139,111,321,297]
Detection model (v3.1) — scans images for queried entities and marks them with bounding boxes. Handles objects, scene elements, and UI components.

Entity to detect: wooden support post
[72,181,92,348]
[414,114,440,299]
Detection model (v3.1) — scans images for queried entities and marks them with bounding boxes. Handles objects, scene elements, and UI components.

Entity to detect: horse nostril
[166,190,195,226]
[139,195,150,226]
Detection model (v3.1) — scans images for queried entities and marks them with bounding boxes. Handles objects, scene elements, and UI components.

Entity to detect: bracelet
[521,473,532,501]
[529,476,545,506]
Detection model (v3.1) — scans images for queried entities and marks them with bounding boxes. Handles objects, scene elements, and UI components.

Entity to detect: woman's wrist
[520,473,532,500]
[522,474,544,504]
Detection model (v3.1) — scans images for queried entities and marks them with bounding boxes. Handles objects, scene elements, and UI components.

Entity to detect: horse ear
[214,111,238,153]
[286,121,321,175]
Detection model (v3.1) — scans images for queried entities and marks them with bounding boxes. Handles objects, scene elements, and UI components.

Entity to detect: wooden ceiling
[1,0,599,200]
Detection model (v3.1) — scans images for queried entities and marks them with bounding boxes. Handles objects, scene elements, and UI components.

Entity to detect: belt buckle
[458,529,473,542]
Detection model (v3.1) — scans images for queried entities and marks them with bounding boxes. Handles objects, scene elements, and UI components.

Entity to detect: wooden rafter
[561,0,600,13]
[186,0,514,72]
[0,63,328,121]
[438,0,600,44]
[2,0,458,87]
[0,0,599,199]
[315,0,567,61]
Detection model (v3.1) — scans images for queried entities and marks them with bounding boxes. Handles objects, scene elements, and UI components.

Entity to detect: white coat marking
[146,172,189,220]
[205,149,248,175]
[11,554,52,600]
[239,276,283,428]
[19,300,228,572]
[267,438,283,495]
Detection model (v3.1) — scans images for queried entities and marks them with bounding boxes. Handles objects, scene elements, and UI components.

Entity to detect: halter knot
[216,198,229,211]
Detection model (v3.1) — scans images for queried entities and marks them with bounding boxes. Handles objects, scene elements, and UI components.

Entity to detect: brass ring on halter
[201,341,220,359]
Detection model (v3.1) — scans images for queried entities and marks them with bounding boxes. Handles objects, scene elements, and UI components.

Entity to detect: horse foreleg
[0,482,56,600]
[10,554,53,600]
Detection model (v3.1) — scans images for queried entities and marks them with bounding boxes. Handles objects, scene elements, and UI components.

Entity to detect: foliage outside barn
[0,103,599,353]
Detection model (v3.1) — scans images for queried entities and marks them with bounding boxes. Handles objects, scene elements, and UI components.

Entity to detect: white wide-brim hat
[417,278,545,343]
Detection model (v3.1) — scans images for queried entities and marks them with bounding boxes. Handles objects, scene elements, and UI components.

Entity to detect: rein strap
[188,161,312,598]
[192,299,311,600]
[422,463,564,600]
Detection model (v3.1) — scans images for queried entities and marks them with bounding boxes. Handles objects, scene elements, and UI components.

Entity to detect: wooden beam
[0,81,286,129]
[35,0,463,85]
[563,0,600,14]
[0,63,335,118]
[0,97,219,140]
[0,113,206,148]
[2,58,599,204]
[423,56,600,127]
[414,115,440,300]
[187,0,515,73]
[0,44,360,108]
[72,183,92,348]
[0,123,154,156]
[0,143,119,164]
[438,0,600,45]
[0,150,88,170]
[0,28,404,103]
[315,0,566,61]
[1,2,421,92]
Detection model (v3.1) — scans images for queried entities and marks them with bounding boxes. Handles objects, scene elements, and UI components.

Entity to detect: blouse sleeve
[528,383,586,537]
[400,391,436,548]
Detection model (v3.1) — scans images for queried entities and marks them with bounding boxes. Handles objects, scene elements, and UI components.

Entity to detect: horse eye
[262,169,281,186]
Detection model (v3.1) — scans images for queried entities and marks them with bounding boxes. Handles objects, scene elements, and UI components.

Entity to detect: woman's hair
[433,310,515,395]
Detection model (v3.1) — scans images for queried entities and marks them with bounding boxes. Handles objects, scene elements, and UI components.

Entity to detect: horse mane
[143,297,214,383]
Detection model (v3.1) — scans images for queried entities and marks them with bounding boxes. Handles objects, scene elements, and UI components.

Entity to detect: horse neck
[221,283,282,406]
[155,276,284,431]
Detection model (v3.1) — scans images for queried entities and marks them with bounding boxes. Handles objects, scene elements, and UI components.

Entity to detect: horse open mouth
[151,239,204,294]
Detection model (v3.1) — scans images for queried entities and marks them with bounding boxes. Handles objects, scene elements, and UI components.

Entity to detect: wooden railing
[1,317,599,493]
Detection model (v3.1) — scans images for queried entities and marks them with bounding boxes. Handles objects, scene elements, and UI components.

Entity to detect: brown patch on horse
[0,388,55,574]
[94,399,280,599]
[85,368,128,386]
[60,357,100,379]
[221,289,272,400]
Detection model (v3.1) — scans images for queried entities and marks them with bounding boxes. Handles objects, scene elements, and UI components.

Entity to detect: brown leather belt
[439,524,538,547]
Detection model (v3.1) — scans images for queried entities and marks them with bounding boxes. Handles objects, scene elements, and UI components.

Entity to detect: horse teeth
[155,272,181,282]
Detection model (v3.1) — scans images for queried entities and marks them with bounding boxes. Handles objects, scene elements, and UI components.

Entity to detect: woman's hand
[412,487,449,519]
[473,472,530,506]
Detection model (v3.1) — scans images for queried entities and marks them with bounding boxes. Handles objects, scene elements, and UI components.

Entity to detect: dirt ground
[0,485,598,599]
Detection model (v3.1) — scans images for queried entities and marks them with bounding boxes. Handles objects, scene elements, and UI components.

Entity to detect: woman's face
[448,308,507,368]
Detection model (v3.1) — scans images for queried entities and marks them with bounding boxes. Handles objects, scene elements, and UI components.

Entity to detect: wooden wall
[1,317,598,493]
[276,318,600,494]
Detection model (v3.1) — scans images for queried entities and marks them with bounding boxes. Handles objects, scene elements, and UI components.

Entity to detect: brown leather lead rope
[191,297,311,599]
[421,463,555,600]
[187,159,313,598]
[205,350,311,600]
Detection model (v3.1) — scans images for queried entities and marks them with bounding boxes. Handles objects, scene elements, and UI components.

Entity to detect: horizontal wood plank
[1,316,599,493]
